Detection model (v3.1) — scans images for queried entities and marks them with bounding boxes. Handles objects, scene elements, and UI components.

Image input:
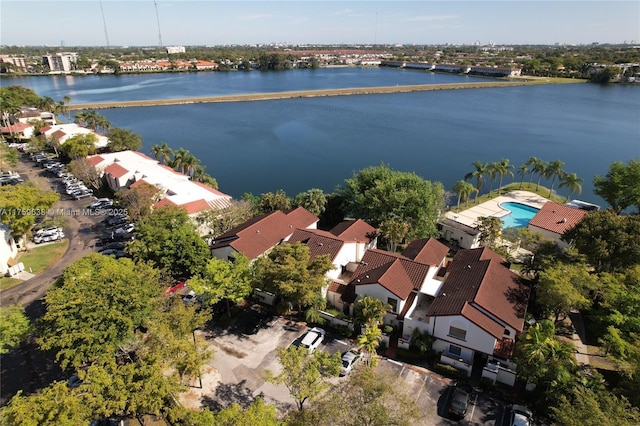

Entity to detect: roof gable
[329,219,377,242]
[104,162,130,179]
[528,201,588,235]
[289,228,344,261]
[402,237,450,266]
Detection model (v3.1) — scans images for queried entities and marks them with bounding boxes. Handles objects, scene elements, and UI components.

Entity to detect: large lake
[5,68,639,206]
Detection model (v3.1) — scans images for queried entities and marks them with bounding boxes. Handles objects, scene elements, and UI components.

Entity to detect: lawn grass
[16,239,69,275]
[449,182,565,213]
[0,277,23,291]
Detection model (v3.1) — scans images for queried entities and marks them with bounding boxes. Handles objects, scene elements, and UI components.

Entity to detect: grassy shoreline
[67,78,584,111]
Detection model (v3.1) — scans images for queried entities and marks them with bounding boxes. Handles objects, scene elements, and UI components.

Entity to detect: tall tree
[378,215,410,253]
[127,206,211,279]
[253,242,333,312]
[525,156,541,187]
[171,147,190,174]
[452,180,476,210]
[60,133,98,159]
[266,345,341,411]
[593,159,640,214]
[38,254,161,370]
[558,171,583,202]
[260,189,292,213]
[476,216,502,248]
[195,199,255,238]
[464,161,489,203]
[339,164,445,240]
[68,157,102,191]
[545,159,565,198]
[517,163,529,189]
[288,366,420,426]
[0,182,59,238]
[562,210,640,273]
[293,188,327,217]
[106,127,142,152]
[114,180,162,221]
[536,263,597,322]
[551,386,640,426]
[0,305,31,355]
[494,158,515,195]
[533,158,548,192]
[188,253,253,317]
[150,142,174,165]
[358,324,383,366]
[353,296,391,327]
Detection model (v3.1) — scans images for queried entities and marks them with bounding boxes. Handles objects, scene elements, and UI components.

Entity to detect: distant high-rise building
[42,52,78,73]
[166,46,186,54]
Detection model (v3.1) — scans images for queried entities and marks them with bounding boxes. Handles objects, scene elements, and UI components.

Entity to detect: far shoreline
[66,78,584,111]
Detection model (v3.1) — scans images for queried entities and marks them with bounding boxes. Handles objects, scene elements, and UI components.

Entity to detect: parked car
[99,241,126,251]
[105,215,128,226]
[448,383,471,418]
[509,404,533,426]
[300,327,326,353]
[114,223,135,234]
[89,198,113,209]
[182,290,199,304]
[165,279,187,295]
[34,229,64,244]
[73,189,93,200]
[340,349,361,376]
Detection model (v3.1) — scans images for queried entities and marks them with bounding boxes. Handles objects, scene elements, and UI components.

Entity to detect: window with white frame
[448,326,467,341]
[387,297,398,313]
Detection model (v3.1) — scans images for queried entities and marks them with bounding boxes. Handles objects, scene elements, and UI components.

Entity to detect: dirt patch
[179,364,220,410]
[211,342,247,359]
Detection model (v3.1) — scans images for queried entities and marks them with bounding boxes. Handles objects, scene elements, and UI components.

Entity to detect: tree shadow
[201,379,256,410]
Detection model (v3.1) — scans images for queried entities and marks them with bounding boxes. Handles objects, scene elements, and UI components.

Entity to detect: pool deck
[445,190,549,228]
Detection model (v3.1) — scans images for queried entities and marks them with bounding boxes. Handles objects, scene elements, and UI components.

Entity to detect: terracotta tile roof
[129,178,150,188]
[40,125,52,133]
[427,247,529,338]
[528,201,587,235]
[180,198,212,215]
[210,208,318,260]
[104,162,130,179]
[154,197,177,209]
[0,122,32,133]
[86,155,105,166]
[402,238,450,266]
[350,249,431,300]
[51,129,66,139]
[329,219,377,243]
[327,281,344,294]
[289,228,344,261]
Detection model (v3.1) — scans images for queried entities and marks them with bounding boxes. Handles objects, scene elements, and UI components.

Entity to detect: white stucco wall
[355,284,405,314]
[0,224,18,275]
[527,225,568,248]
[431,314,497,356]
[210,245,237,261]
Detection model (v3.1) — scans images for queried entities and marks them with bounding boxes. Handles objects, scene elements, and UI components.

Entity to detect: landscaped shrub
[432,363,469,382]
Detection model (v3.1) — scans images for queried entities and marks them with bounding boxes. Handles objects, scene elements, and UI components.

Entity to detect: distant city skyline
[1,1,638,47]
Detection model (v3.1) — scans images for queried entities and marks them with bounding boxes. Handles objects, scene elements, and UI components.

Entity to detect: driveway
[185,310,508,424]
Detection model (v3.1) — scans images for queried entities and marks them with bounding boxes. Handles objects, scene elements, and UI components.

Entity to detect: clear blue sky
[1,1,638,47]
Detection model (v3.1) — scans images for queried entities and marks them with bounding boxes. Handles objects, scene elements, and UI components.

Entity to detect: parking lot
[182,307,512,425]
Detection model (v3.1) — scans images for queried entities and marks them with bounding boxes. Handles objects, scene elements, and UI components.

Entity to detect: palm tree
[464,161,489,203]
[545,159,565,197]
[559,172,583,202]
[533,159,548,192]
[150,142,174,165]
[182,152,199,177]
[354,296,391,327]
[517,163,529,189]
[494,158,515,195]
[487,162,499,198]
[171,148,190,173]
[452,180,476,210]
[358,324,383,366]
[524,157,539,187]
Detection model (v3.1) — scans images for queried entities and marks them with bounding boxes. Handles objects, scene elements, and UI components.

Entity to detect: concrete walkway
[569,311,591,366]
[445,190,548,228]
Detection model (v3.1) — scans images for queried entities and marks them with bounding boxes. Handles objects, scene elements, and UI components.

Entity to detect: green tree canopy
[195,199,255,238]
[292,188,327,217]
[253,242,333,311]
[106,127,143,152]
[593,159,640,214]
[353,296,391,327]
[476,216,503,248]
[266,345,341,411]
[338,164,445,240]
[127,206,211,279]
[60,133,98,159]
[0,305,31,355]
[551,385,640,426]
[260,189,292,213]
[288,366,420,426]
[563,210,640,273]
[189,253,253,316]
[536,263,597,321]
[114,180,162,221]
[38,254,161,369]
[0,182,59,237]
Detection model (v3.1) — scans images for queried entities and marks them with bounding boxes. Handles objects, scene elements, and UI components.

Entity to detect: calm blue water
[499,202,540,229]
[4,69,639,205]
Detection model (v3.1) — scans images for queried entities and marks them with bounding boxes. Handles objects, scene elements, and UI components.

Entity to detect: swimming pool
[499,202,540,229]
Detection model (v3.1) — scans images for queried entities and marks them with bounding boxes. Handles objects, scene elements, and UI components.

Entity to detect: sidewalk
[568,311,590,366]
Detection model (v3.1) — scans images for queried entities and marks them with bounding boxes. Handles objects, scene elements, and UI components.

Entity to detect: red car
[165,280,186,294]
